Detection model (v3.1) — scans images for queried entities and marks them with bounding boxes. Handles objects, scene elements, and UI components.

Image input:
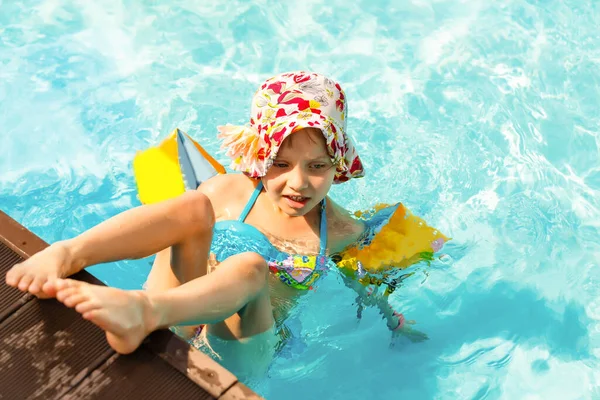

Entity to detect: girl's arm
[328,203,426,339]
[339,268,428,342]
[342,272,403,329]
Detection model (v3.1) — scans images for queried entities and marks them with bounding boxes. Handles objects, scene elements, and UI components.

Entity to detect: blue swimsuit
[210,182,331,290]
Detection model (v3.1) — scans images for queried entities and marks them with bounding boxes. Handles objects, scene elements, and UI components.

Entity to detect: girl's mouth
[284,195,310,208]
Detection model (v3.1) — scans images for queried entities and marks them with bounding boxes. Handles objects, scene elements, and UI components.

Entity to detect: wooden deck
[0,210,262,400]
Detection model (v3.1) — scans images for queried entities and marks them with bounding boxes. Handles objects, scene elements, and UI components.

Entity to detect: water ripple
[3,0,600,398]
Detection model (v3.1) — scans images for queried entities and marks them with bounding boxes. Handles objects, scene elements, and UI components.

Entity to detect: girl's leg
[143,220,212,293]
[142,194,273,341]
[142,197,224,338]
[6,190,215,297]
[143,233,213,338]
[49,251,274,354]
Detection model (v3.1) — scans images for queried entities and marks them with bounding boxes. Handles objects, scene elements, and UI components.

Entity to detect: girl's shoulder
[327,199,366,254]
[197,174,258,219]
[199,173,257,193]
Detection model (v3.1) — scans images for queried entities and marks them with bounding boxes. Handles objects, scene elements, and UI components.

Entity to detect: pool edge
[0,209,263,400]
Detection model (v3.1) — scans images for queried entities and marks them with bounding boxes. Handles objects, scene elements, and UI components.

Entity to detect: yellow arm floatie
[338,203,450,275]
[133,128,226,205]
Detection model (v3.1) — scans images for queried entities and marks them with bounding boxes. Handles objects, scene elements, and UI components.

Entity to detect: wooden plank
[0,210,261,399]
[0,210,48,259]
[220,382,265,400]
[63,348,216,400]
[145,328,238,398]
[0,241,32,324]
[0,295,115,399]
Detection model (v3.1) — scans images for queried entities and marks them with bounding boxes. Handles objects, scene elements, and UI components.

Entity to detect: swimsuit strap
[319,198,327,256]
[238,181,263,222]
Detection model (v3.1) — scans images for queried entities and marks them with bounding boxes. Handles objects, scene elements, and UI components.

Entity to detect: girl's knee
[238,252,268,283]
[176,191,215,235]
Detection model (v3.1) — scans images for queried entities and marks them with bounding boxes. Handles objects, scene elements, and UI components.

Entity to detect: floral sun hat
[217,71,365,183]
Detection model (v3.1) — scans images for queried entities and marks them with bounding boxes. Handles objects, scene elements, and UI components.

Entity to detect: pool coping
[0,209,262,399]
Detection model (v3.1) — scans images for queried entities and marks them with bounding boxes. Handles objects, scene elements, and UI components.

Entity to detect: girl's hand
[388,312,429,342]
[346,277,430,342]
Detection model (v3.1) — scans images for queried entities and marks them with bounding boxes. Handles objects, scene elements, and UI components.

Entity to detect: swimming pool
[2,0,599,398]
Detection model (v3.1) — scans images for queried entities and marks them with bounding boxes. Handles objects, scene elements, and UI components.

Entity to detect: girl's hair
[283,127,324,149]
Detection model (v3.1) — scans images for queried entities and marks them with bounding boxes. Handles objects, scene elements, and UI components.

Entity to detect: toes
[5,263,22,286]
[28,275,48,295]
[82,309,96,321]
[55,278,84,291]
[56,286,80,302]
[63,293,89,308]
[42,280,59,298]
[17,274,34,292]
[75,300,100,315]
[53,279,97,313]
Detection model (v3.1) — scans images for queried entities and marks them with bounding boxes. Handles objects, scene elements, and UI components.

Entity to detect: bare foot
[51,279,159,354]
[5,242,80,298]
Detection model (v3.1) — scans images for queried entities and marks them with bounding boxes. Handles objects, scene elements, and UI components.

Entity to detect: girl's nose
[287,165,309,191]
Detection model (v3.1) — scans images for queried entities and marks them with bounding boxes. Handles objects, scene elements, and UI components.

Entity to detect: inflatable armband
[337,203,449,274]
[133,128,226,204]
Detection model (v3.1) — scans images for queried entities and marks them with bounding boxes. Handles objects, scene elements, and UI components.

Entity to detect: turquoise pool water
[2,0,599,398]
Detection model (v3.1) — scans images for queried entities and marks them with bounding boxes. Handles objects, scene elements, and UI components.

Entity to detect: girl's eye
[311,164,326,169]
[273,162,288,168]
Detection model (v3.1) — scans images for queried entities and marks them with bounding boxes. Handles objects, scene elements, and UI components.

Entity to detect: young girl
[5,71,424,375]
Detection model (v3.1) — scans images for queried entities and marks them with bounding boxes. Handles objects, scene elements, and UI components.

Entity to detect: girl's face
[262,128,336,217]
